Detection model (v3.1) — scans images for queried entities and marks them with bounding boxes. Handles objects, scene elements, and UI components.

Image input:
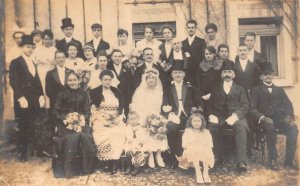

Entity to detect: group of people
[8,17,298,184]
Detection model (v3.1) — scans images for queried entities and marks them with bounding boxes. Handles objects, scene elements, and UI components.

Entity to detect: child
[144,114,168,168]
[122,111,147,175]
[178,111,214,184]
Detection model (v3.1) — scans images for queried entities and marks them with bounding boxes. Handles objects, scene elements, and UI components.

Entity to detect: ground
[0,138,299,186]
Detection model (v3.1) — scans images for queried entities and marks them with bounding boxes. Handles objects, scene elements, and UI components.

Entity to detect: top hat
[91,23,102,30]
[171,59,185,71]
[20,35,34,46]
[221,60,236,72]
[259,62,273,74]
[61,18,74,29]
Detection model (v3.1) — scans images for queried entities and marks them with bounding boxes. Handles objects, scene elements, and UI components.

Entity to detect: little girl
[179,111,214,184]
[122,111,147,175]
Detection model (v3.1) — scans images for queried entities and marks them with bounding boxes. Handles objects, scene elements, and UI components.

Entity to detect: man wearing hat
[250,62,298,170]
[86,23,110,57]
[9,35,45,161]
[207,60,249,173]
[162,60,202,168]
[56,18,84,58]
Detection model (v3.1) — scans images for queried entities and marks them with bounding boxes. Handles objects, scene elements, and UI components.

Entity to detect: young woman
[53,72,95,178]
[87,54,108,90]
[112,29,134,62]
[65,42,85,72]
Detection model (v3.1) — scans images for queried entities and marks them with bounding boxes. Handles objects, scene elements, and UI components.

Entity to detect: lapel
[190,36,198,48]
[244,60,252,74]
[20,56,36,79]
[96,40,103,53]
[227,82,236,99]
[261,84,272,95]
[219,82,227,98]
[182,83,187,105]
[171,84,179,109]
[53,68,61,85]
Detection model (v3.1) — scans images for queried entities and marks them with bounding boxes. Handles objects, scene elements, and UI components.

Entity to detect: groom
[162,60,202,168]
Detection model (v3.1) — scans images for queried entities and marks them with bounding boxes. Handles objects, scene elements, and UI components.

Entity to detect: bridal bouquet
[145,114,167,141]
[63,112,85,132]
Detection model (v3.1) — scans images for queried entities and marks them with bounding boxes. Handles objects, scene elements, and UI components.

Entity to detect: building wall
[2,0,300,123]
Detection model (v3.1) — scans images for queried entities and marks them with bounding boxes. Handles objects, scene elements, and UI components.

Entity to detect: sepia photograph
[0,0,299,185]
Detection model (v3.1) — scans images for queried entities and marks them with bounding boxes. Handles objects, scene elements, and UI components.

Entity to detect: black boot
[120,156,126,173]
[124,155,132,175]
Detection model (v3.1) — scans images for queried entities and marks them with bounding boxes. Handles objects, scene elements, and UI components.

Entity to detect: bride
[130,68,163,123]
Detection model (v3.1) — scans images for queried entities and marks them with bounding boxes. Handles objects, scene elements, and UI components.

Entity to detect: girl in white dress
[179,111,214,184]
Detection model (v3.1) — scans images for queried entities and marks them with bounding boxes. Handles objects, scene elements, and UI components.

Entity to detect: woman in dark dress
[53,72,95,178]
[89,69,126,174]
[196,46,223,116]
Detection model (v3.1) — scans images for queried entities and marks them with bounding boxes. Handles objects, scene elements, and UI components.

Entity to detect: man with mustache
[207,61,249,173]
[250,62,298,170]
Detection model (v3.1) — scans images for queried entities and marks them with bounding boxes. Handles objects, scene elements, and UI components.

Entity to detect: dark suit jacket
[159,42,173,64]
[182,36,206,84]
[207,81,249,124]
[86,39,110,57]
[234,59,261,92]
[250,84,293,123]
[9,56,43,118]
[45,67,71,109]
[162,82,202,117]
[235,51,266,64]
[89,86,124,115]
[55,38,84,58]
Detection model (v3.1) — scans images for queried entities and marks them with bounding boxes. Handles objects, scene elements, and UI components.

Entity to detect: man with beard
[207,61,249,173]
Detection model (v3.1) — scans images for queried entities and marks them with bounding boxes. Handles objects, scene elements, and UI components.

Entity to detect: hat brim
[61,24,74,29]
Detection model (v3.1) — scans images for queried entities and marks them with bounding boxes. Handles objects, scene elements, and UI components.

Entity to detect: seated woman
[53,72,95,178]
[89,69,126,174]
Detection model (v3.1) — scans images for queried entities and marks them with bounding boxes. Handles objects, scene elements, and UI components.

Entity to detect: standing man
[9,35,45,162]
[182,20,206,85]
[55,18,84,58]
[162,60,201,168]
[86,23,110,57]
[243,32,266,64]
[250,62,298,170]
[207,61,249,173]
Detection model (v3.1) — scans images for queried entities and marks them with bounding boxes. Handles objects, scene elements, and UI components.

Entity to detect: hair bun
[191,107,204,115]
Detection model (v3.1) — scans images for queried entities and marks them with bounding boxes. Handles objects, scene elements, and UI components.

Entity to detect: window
[132,21,176,43]
[238,17,282,76]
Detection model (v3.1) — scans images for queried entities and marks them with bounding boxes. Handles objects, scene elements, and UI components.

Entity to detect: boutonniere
[184,52,190,58]
[186,82,192,88]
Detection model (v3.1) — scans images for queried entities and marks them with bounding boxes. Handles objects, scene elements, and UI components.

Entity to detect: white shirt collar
[263,82,273,87]
[56,65,65,70]
[173,50,183,60]
[65,36,73,43]
[145,61,153,69]
[224,80,233,87]
[113,63,122,74]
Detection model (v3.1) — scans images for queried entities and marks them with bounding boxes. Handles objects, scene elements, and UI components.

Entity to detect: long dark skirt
[52,124,96,178]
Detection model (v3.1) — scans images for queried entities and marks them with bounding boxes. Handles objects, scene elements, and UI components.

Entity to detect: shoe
[203,174,211,183]
[19,153,27,162]
[269,160,279,171]
[111,160,117,174]
[131,167,141,176]
[156,153,165,167]
[236,162,247,173]
[120,157,126,173]
[285,162,299,170]
[196,173,204,184]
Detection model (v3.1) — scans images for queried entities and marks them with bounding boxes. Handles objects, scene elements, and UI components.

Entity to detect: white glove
[225,113,239,126]
[184,52,190,58]
[44,96,50,109]
[39,96,45,108]
[162,105,172,113]
[208,115,219,124]
[202,93,211,100]
[18,96,28,108]
[168,112,180,124]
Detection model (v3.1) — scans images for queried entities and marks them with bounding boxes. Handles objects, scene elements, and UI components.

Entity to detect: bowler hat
[259,62,273,74]
[61,18,74,29]
[221,60,236,72]
[20,35,34,46]
[171,59,185,71]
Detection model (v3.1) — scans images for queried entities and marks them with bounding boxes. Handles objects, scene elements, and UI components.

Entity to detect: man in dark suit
[86,23,110,58]
[182,19,206,85]
[107,49,130,114]
[55,18,84,58]
[250,62,298,170]
[234,44,261,96]
[207,61,249,173]
[45,51,70,110]
[159,26,174,64]
[9,35,45,161]
[162,60,202,168]
[244,32,266,64]
[135,47,168,89]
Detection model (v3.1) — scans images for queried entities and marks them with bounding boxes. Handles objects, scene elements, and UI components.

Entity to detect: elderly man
[9,35,45,161]
[207,61,249,173]
[250,62,298,170]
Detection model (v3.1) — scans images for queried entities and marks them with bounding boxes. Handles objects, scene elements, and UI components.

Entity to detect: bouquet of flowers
[63,112,86,132]
[90,105,122,127]
[145,114,167,141]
